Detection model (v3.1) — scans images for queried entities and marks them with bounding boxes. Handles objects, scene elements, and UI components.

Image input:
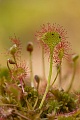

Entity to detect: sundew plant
[35,23,71,109]
[0,23,80,120]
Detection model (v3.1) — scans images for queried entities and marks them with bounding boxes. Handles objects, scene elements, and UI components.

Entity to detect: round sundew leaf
[41,31,61,50]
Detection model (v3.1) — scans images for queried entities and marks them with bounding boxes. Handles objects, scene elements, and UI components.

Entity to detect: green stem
[7,59,12,74]
[7,59,13,79]
[33,97,38,109]
[39,50,53,109]
[33,81,40,109]
[13,54,18,68]
[30,52,34,87]
[51,66,60,87]
[66,62,76,93]
[58,63,62,90]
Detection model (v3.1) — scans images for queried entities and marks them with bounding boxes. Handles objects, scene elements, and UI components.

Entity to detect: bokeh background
[0,0,80,89]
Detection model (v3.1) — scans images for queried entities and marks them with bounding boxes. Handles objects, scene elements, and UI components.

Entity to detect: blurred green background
[0,0,80,79]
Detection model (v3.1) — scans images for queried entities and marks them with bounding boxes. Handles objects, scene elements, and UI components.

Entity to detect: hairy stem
[39,50,53,109]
